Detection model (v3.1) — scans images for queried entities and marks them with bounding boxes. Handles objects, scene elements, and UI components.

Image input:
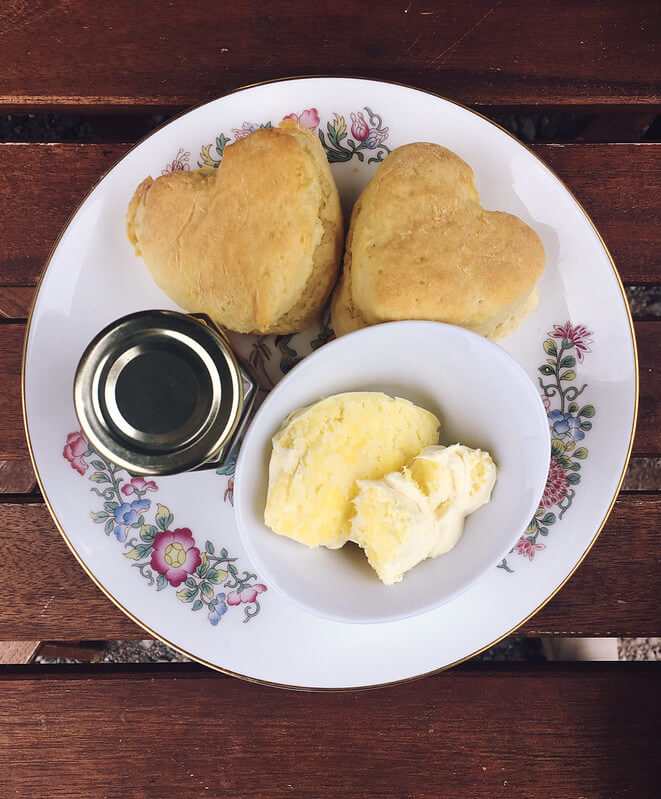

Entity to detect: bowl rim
[234,319,551,624]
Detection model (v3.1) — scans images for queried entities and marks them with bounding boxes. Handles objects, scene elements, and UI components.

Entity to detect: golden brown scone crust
[331,143,544,339]
[127,120,343,334]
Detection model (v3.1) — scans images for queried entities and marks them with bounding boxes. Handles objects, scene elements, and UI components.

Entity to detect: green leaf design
[89,472,109,483]
[551,439,565,457]
[326,149,353,163]
[525,519,538,535]
[176,587,198,603]
[197,552,209,577]
[210,568,228,584]
[560,370,576,381]
[91,460,106,470]
[205,541,215,555]
[155,504,173,531]
[104,518,114,535]
[192,600,203,611]
[541,512,556,525]
[543,339,557,356]
[185,577,197,589]
[567,472,581,485]
[215,133,229,156]
[568,402,579,414]
[200,581,213,598]
[91,511,108,521]
[559,356,576,368]
[574,447,588,459]
[156,574,168,591]
[539,365,554,376]
[104,501,119,513]
[135,543,153,559]
[570,462,581,471]
[140,524,157,543]
[579,405,595,418]
[558,455,573,469]
[581,421,592,431]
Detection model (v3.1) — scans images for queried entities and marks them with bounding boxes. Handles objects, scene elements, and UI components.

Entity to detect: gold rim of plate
[21,76,639,691]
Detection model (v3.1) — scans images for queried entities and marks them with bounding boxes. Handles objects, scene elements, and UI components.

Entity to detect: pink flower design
[150,528,202,587]
[226,584,267,605]
[161,148,190,175]
[541,457,570,508]
[514,536,546,560]
[63,431,89,475]
[283,108,320,130]
[121,476,158,496]
[542,394,551,412]
[232,121,259,140]
[350,111,370,141]
[224,477,234,506]
[549,322,593,361]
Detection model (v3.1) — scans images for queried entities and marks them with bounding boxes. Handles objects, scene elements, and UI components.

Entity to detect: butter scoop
[350,444,497,584]
[264,392,440,549]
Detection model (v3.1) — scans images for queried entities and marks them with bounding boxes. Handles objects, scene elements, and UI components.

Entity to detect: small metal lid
[74,310,252,475]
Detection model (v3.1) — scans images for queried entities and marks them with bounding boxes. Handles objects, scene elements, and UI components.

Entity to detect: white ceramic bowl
[235,322,550,623]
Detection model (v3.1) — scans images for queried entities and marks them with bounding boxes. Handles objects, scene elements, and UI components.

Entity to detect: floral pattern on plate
[161,107,391,170]
[62,434,266,625]
[499,322,595,571]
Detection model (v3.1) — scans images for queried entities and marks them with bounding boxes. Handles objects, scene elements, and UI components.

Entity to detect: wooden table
[0,2,659,796]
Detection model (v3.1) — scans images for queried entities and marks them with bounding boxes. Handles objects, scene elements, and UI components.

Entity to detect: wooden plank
[0,286,33,319]
[0,641,41,664]
[0,663,657,797]
[0,0,658,112]
[537,143,661,285]
[0,494,658,641]
[0,144,125,288]
[0,142,658,293]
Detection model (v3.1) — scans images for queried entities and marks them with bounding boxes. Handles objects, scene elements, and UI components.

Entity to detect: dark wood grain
[0,662,657,797]
[0,0,659,112]
[0,494,658,641]
[0,324,31,493]
[0,286,33,319]
[0,143,658,293]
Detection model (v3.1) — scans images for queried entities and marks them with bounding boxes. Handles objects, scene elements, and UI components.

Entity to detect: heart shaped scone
[332,143,545,339]
[127,120,343,334]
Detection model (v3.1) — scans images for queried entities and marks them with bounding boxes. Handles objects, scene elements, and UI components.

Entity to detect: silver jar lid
[74,310,256,475]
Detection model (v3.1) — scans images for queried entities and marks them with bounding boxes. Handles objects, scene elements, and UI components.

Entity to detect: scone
[264,392,440,549]
[127,120,343,334]
[331,142,545,339]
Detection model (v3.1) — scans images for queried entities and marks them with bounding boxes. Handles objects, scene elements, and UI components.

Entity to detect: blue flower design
[208,592,228,626]
[547,410,585,440]
[364,128,389,150]
[113,499,150,542]
[564,415,585,440]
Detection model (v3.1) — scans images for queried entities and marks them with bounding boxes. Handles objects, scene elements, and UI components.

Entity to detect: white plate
[23,77,637,689]
[235,322,550,623]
